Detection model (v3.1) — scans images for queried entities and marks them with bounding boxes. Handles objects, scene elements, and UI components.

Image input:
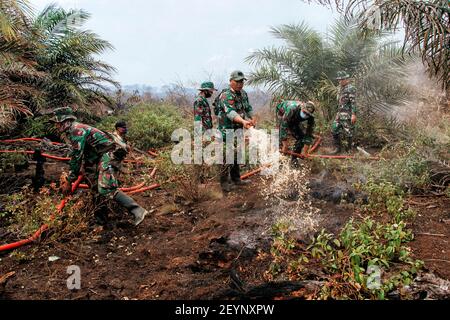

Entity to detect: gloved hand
[303,136,314,146]
[60,172,72,196]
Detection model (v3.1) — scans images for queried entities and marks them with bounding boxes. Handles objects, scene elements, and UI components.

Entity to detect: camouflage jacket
[217,88,253,131]
[336,83,357,121]
[65,122,115,181]
[110,131,131,161]
[277,101,315,141]
[193,94,213,132]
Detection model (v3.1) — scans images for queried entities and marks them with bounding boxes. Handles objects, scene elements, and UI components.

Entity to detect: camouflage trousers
[332,118,354,139]
[219,135,243,184]
[84,151,120,197]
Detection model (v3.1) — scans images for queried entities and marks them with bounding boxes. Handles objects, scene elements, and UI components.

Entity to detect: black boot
[230,164,249,186]
[346,137,353,152]
[291,157,301,169]
[113,191,148,226]
[330,135,342,155]
[232,179,250,186]
[291,141,304,168]
[220,165,232,193]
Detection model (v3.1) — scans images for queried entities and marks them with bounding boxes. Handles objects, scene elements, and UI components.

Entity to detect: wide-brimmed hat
[336,71,351,80]
[198,81,217,92]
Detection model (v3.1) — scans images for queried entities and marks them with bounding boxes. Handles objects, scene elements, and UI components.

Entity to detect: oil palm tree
[246,18,411,122]
[0,0,45,130]
[32,4,118,110]
[304,0,449,94]
[0,2,118,132]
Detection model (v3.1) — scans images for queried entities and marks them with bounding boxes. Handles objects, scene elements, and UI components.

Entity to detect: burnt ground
[0,145,449,300]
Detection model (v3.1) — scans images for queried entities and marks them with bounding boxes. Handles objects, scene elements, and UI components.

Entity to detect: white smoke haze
[392,63,449,146]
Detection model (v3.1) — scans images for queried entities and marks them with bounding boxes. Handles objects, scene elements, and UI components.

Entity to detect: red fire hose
[0,150,150,164]
[0,138,64,146]
[126,183,161,195]
[0,150,70,162]
[308,136,322,154]
[241,164,272,180]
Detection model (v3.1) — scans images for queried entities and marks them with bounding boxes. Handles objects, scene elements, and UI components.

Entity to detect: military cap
[49,107,77,123]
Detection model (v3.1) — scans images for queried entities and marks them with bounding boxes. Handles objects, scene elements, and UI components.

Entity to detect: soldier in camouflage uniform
[50,107,148,226]
[277,100,316,166]
[331,71,358,154]
[194,82,217,134]
[217,71,255,193]
[109,121,132,178]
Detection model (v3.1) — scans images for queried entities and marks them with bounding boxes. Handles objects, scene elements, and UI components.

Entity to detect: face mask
[118,127,128,135]
[300,111,310,120]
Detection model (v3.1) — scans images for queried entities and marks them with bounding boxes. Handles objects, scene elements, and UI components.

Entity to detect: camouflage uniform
[217,83,254,185]
[277,101,315,154]
[217,88,253,135]
[109,130,131,177]
[51,107,148,227]
[193,95,213,133]
[332,83,357,139]
[66,122,120,196]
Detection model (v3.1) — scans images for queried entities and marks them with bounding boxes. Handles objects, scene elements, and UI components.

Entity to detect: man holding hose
[50,107,148,226]
[217,71,256,193]
[276,100,316,167]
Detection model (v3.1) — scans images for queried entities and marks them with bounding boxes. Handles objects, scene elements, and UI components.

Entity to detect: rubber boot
[330,135,342,155]
[220,165,233,193]
[232,179,250,186]
[113,190,148,226]
[346,137,353,153]
[291,157,300,169]
[231,164,249,186]
[291,141,304,169]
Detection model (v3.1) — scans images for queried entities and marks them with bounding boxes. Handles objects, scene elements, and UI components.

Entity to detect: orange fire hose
[126,183,161,195]
[308,136,322,154]
[0,138,65,146]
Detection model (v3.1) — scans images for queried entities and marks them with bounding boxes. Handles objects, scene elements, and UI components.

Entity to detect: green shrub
[358,144,431,192]
[98,102,187,149]
[0,153,28,173]
[356,178,416,223]
[266,218,423,300]
[310,218,423,300]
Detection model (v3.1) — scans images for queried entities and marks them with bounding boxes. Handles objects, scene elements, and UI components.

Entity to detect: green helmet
[336,71,350,80]
[198,81,217,92]
[230,70,247,81]
[50,107,77,123]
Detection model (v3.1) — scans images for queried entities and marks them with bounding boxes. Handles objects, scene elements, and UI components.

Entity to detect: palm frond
[348,0,449,92]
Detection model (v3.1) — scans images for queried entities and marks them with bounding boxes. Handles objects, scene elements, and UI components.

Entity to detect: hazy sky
[30,0,338,87]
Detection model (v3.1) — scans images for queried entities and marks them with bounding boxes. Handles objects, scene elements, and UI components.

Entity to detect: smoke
[392,62,447,122]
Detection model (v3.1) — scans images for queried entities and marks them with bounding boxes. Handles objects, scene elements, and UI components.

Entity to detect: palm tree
[32,4,118,111]
[246,18,411,123]
[0,2,118,132]
[0,0,45,131]
[303,0,450,94]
